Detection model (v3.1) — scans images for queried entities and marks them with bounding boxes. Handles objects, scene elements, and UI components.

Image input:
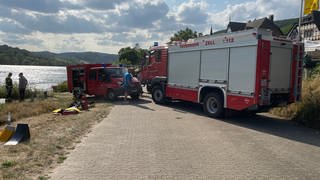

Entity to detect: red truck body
[139,29,303,117]
[67,64,142,100]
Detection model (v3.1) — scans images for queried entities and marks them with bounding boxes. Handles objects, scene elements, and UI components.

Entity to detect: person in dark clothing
[18,72,28,101]
[5,72,13,101]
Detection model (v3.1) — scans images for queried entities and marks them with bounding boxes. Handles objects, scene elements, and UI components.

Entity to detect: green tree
[118,47,148,65]
[170,27,198,42]
[118,47,138,65]
[136,48,148,65]
[304,54,316,69]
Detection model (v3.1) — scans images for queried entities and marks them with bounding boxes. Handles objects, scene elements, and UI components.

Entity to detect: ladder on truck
[294,44,303,101]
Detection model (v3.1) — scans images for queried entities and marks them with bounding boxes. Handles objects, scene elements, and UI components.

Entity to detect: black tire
[130,93,140,100]
[203,93,224,118]
[106,89,116,101]
[152,86,165,104]
[146,85,152,93]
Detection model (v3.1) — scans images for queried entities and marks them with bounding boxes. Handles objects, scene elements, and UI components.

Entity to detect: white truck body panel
[228,46,257,94]
[269,46,292,92]
[200,48,229,82]
[168,51,200,89]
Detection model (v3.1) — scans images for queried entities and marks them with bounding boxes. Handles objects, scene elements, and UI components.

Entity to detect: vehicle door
[87,69,98,95]
[107,67,124,88]
[97,68,112,96]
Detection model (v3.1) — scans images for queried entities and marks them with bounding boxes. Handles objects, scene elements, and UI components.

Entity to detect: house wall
[301,23,320,41]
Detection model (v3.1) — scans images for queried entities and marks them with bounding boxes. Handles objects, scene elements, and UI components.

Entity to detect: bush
[311,63,320,77]
[52,81,69,92]
[293,76,320,128]
[0,83,34,100]
[271,75,320,129]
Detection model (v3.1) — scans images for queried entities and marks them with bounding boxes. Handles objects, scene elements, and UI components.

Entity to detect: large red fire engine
[67,64,142,100]
[139,29,303,117]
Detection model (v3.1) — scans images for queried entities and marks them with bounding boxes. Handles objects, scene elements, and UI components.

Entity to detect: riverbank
[0,93,112,180]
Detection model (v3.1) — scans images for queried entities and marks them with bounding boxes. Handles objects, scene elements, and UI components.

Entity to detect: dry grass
[270,75,320,128]
[0,93,72,125]
[0,93,112,180]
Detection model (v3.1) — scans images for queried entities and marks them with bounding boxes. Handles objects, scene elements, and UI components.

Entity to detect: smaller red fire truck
[67,64,142,100]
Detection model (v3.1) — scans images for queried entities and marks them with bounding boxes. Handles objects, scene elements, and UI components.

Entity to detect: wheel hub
[206,97,218,114]
[154,90,163,101]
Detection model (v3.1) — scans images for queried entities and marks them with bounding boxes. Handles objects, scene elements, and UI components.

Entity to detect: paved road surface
[50,97,320,179]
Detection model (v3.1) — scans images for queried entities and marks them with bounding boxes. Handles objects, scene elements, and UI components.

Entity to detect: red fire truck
[139,45,168,92]
[67,64,142,100]
[139,29,303,117]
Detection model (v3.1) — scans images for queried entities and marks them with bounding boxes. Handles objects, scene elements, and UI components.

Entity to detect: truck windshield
[145,50,155,65]
[98,68,124,82]
[107,68,125,78]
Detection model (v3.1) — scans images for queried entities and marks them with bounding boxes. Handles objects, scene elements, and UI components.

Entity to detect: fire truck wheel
[146,85,152,93]
[203,93,224,118]
[152,86,165,104]
[106,89,116,101]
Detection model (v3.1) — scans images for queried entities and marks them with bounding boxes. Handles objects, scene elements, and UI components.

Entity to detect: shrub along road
[50,96,320,180]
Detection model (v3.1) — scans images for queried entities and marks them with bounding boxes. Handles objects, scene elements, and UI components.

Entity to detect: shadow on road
[114,97,155,111]
[164,100,320,147]
[86,95,155,111]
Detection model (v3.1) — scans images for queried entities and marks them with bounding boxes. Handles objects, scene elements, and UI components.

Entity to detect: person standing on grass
[18,72,28,101]
[5,72,13,101]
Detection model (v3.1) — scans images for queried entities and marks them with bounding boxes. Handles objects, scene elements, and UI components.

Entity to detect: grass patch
[52,81,69,93]
[1,161,17,169]
[38,176,49,180]
[0,92,72,125]
[57,156,67,164]
[0,84,38,100]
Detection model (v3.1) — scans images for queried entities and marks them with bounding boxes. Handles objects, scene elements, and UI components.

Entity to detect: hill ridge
[0,44,118,66]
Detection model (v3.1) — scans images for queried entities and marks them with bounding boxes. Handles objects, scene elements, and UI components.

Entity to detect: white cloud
[0,0,63,13]
[0,33,44,48]
[208,0,300,28]
[0,18,31,34]
[176,0,209,25]
[0,0,302,54]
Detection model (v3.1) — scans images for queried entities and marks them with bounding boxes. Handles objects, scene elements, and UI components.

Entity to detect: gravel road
[50,96,320,180]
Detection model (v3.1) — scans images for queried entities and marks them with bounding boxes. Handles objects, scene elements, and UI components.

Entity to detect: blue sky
[0,0,301,54]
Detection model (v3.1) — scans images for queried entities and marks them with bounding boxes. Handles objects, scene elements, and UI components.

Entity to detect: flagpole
[298,0,303,42]
[298,0,304,87]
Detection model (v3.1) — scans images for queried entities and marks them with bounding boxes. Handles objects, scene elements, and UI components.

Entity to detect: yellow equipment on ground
[0,125,15,142]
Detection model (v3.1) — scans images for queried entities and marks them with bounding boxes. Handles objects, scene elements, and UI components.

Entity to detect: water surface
[0,65,67,90]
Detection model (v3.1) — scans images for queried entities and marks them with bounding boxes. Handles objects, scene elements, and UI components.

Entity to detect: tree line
[117,28,199,65]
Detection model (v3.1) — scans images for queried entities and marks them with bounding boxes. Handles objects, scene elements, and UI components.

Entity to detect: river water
[0,65,67,90]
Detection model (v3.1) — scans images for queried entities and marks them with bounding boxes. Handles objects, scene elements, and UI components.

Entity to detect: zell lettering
[205,40,215,46]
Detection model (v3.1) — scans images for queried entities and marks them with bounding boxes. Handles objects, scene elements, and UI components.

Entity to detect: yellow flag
[304,0,319,15]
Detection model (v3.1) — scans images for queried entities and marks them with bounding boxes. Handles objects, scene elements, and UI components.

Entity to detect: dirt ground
[0,95,112,180]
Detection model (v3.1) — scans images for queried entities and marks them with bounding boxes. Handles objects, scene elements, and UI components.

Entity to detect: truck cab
[138,46,168,92]
[67,64,142,100]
